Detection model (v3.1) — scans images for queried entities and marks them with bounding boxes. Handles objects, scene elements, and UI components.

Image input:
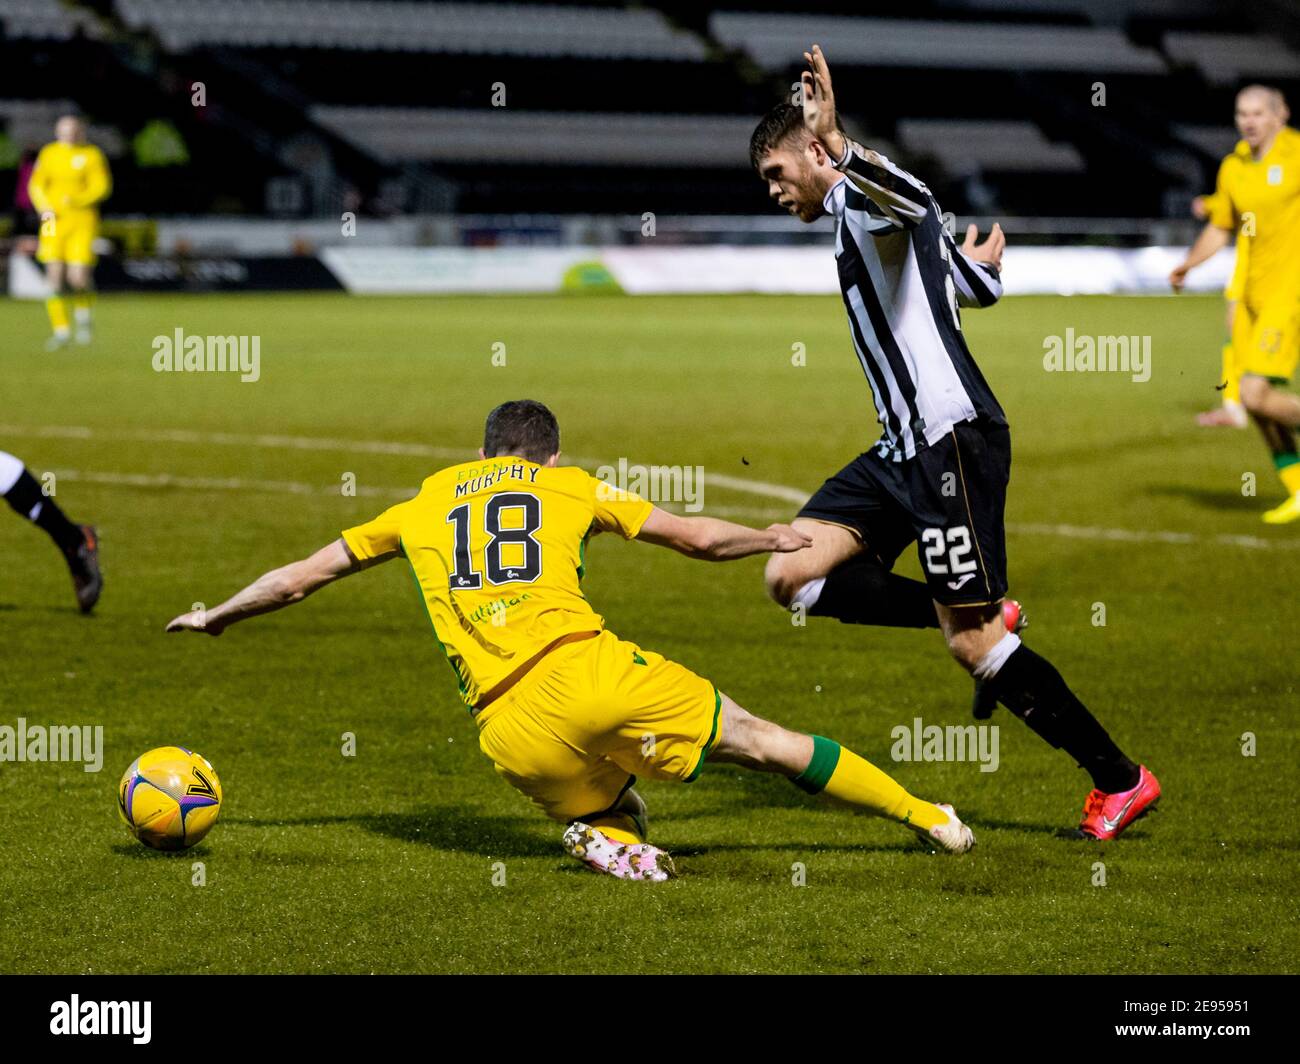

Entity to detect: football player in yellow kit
[1189,190,1248,428]
[27,114,112,350]
[1172,86,1300,522]
[166,401,976,879]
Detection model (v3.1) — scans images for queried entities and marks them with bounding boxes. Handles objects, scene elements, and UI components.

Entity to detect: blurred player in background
[1189,190,1248,427]
[166,400,977,879]
[0,450,101,612]
[1171,85,1300,523]
[27,114,111,350]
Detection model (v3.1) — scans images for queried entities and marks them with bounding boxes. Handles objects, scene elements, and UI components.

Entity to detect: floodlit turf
[0,291,1296,974]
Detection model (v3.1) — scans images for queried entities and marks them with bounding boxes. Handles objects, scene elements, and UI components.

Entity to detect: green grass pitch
[0,290,1296,974]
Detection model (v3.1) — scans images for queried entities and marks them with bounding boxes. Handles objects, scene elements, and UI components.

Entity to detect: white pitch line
[0,422,810,501]
[7,424,1300,553]
[1009,521,1300,553]
[50,469,410,500]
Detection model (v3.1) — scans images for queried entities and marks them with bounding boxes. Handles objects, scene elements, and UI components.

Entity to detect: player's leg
[1246,410,1300,514]
[1198,299,1248,427]
[0,450,102,612]
[66,261,95,346]
[1240,375,1300,428]
[908,419,1158,836]
[1236,300,1300,520]
[764,454,939,629]
[939,601,1159,840]
[706,693,973,853]
[475,636,677,880]
[41,258,71,350]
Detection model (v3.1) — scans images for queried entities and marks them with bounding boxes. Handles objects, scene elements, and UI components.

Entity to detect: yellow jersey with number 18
[342,457,652,709]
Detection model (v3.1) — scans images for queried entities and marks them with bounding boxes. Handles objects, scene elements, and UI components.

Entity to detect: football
[117,747,223,851]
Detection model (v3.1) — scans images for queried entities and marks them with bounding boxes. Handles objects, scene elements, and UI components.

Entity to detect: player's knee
[713,700,781,770]
[944,627,987,672]
[764,552,799,608]
[1239,375,1269,412]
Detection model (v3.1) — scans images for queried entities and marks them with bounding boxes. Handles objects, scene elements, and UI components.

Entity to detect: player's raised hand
[961,223,1006,273]
[801,44,845,159]
[165,609,223,636]
[767,523,814,552]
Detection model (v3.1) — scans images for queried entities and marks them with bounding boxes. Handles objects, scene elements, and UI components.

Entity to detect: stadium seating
[3,0,1299,221]
[310,108,759,167]
[115,0,707,59]
[1164,32,1300,86]
[0,0,103,40]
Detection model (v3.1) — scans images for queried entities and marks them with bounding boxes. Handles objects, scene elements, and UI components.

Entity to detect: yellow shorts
[1234,290,1300,382]
[475,629,721,823]
[36,212,98,267]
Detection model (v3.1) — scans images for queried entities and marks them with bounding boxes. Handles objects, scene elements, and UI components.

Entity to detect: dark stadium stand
[3,0,1300,222]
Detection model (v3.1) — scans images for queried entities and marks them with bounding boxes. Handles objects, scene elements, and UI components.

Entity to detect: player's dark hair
[482,400,560,463]
[749,103,807,169]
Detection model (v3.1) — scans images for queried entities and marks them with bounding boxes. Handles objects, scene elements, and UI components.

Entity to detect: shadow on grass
[225,802,1072,865]
[111,843,214,859]
[0,602,88,617]
[234,806,557,858]
[221,805,938,860]
[1148,484,1267,512]
[961,816,1083,838]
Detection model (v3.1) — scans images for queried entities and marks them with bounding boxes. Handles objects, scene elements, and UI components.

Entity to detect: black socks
[3,468,84,557]
[807,553,939,629]
[987,643,1140,794]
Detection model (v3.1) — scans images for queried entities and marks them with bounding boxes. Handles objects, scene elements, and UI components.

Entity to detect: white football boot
[912,803,976,855]
[562,822,677,881]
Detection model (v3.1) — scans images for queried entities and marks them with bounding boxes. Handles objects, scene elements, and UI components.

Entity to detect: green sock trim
[1274,452,1300,471]
[792,735,842,794]
[684,689,722,783]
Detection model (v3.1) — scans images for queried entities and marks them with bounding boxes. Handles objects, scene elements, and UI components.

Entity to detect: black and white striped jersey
[826,139,1006,462]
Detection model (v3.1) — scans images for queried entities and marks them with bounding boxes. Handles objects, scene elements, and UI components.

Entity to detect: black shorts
[798,418,1011,607]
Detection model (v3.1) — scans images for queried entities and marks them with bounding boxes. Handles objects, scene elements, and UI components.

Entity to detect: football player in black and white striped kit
[749,46,1159,840]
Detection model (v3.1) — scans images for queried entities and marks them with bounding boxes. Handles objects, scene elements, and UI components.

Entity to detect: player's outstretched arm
[634,507,811,561]
[1170,222,1232,291]
[165,538,391,636]
[801,44,929,227]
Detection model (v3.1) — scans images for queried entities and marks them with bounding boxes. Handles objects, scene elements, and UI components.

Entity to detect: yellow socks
[588,814,643,846]
[45,295,70,336]
[1278,454,1300,496]
[792,735,947,832]
[1221,341,1241,405]
[72,290,94,330]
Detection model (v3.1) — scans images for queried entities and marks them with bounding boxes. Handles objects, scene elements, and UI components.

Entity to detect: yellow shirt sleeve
[342,501,412,560]
[27,146,54,214]
[1207,158,1236,231]
[69,147,111,210]
[589,475,653,539]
